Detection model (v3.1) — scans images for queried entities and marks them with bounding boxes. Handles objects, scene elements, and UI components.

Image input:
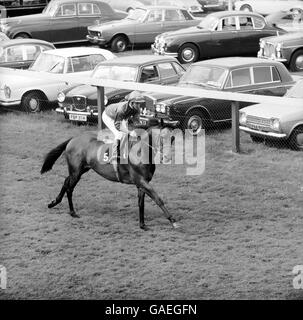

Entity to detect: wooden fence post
[97,86,105,131]
[232,101,240,153]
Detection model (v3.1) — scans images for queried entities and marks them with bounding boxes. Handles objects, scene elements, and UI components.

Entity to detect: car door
[135,9,164,44]
[50,3,79,43]
[161,9,192,33]
[237,15,267,55]
[157,61,184,85]
[249,65,289,96]
[210,15,240,58]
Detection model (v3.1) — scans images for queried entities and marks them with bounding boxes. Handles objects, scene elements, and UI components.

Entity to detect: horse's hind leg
[137,179,179,229]
[138,188,147,230]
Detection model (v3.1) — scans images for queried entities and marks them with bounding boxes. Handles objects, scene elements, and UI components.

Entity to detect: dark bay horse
[40,125,180,230]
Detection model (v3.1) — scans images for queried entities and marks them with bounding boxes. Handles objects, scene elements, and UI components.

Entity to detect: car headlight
[239,111,247,125]
[276,43,282,51]
[57,92,65,103]
[155,103,167,114]
[270,118,280,131]
[4,85,11,98]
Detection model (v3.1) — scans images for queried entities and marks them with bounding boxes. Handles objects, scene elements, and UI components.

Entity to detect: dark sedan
[152,11,287,64]
[0,38,55,69]
[139,57,297,134]
[55,55,186,123]
[0,0,127,44]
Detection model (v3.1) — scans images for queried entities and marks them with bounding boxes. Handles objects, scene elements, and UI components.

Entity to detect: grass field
[0,110,303,300]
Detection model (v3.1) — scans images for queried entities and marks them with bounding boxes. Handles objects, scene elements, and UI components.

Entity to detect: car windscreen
[126,8,147,21]
[179,65,227,89]
[29,52,65,73]
[286,80,303,99]
[42,1,58,15]
[92,65,137,81]
[197,15,218,30]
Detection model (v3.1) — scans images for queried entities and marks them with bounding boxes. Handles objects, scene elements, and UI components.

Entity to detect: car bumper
[151,44,178,58]
[239,126,287,139]
[257,50,287,63]
[0,99,21,107]
[56,107,98,120]
[86,35,107,45]
[140,115,179,127]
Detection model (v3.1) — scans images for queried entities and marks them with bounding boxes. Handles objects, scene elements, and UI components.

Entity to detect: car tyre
[289,49,303,72]
[250,135,264,143]
[21,91,44,113]
[111,35,128,52]
[184,110,207,136]
[14,32,30,39]
[240,4,253,11]
[178,44,199,64]
[289,127,303,151]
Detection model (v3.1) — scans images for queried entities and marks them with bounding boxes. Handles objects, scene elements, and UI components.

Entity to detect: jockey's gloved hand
[129,130,137,138]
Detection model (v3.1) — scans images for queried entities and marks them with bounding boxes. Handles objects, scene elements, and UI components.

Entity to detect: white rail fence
[42,72,303,153]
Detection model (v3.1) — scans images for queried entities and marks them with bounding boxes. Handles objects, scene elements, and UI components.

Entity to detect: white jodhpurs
[102,112,128,140]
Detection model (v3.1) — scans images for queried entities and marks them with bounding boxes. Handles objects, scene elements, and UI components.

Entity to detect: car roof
[43,47,109,57]
[208,10,264,19]
[135,5,187,10]
[0,38,55,48]
[194,57,282,69]
[98,55,177,66]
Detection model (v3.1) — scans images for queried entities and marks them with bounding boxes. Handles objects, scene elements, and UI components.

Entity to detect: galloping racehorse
[40,124,179,230]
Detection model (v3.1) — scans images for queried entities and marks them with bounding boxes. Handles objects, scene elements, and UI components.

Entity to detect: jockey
[101,91,145,178]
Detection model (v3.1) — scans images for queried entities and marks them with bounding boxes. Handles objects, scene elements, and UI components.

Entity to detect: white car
[0,47,116,112]
[234,0,303,16]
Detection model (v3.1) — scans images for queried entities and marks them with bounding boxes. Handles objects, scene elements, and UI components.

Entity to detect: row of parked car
[0,1,302,151]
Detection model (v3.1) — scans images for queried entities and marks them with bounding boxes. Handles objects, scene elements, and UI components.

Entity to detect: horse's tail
[40,138,72,174]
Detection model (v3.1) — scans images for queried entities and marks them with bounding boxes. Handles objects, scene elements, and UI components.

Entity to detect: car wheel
[111,35,128,53]
[289,127,303,151]
[14,32,30,39]
[289,50,303,72]
[250,135,264,143]
[184,111,207,136]
[21,91,44,113]
[178,44,199,64]
[240,4,252,11]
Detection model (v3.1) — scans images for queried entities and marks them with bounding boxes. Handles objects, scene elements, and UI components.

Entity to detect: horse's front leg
[138,187,147,230]
[137,179,180,229]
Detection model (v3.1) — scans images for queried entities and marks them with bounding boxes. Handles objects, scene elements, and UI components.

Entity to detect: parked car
[0,32,9,41]
[198,0,232,12]
[258,32,303,72]
[0,47,116,112]
[100,0,147,13]
[266,8,303,32]
[239,79,303,150]
[55,55,185,123]
[0,0,127,44]
[0,0,50,18]
[152,11,286,64]
[0,38,55,69]
[86,6,200,52]
[138,57,297,134]
[234,0,303,16]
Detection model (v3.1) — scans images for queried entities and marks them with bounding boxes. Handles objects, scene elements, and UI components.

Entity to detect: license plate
[69,114,87,122]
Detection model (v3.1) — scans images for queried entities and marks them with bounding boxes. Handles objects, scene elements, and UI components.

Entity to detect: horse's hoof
[172,222,181,229]
[140,224,149,231]
[48,201,56,209]
[70,212,80,218]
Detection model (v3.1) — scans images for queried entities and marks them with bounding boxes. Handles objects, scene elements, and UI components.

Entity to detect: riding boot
[112,139,121,182]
